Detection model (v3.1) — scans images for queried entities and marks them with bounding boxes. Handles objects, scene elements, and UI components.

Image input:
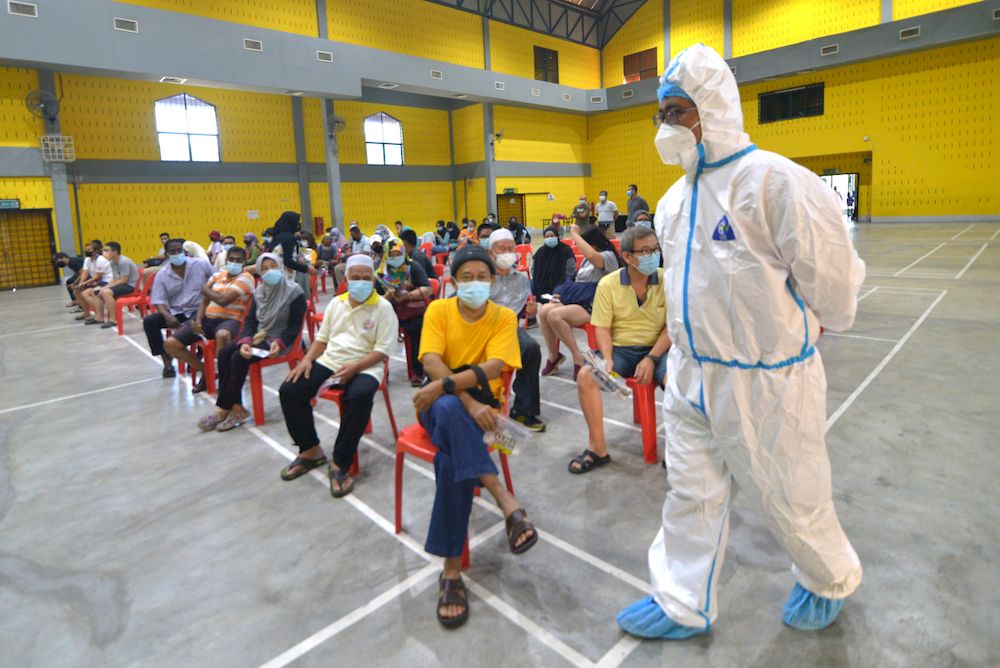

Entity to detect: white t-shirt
[84,256,112,284]
[595,200,618,223]
[315,291,398,381]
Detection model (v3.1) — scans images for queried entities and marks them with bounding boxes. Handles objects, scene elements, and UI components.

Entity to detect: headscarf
[243,232,258,247]
[532,225,575,295]
[374,224,395,244]
[253,252,302,342]
[273,211,301,236]
[182,240,209,260]
[380,239,411,288]
[327,226,346,249]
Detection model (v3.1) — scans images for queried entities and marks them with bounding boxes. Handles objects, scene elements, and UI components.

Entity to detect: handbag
[393,288,429,321]
[551,279,598,307]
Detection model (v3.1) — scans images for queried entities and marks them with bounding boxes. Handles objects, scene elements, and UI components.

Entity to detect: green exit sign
[0,199,20,209]
[822,168,838,176]
[502,188,517,194]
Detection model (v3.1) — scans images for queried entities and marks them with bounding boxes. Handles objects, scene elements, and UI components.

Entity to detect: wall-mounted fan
[24,90,61,124]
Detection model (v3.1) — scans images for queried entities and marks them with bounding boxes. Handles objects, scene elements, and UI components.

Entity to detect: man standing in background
[625,184,650,226]
[595,190,619,239]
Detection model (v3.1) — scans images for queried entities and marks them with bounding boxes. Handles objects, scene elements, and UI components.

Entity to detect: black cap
[450,244,495,277]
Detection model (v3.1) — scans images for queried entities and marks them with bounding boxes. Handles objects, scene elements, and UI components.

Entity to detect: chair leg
[115,303,125,335]
[402,333,413,379]
[632,391,641,424]
[461,535,471,570]
[382,387,399,441]
[394,451,405,534]
[637,386,658,464]
[499,453,515,495]
[204,343,217,394]
[250,365,265,426]
[349,450,359,477]
[364,419,373,435]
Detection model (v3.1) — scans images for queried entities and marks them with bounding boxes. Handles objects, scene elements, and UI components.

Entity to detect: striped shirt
[205,271,255,321]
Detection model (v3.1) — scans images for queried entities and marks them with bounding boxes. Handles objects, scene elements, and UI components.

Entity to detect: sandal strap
[438,578,467,607]
[505,508,534,539]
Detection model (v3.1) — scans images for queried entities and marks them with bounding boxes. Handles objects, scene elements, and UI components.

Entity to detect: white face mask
[494,252,517,270]
[654,122,701,168]
[599,195,607,202]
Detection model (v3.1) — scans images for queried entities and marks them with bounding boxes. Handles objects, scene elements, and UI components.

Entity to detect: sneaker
[192,375,207,394]
[510,411,546,432]
[540,353,565,376]
[100,321,116,329]
[162,366,176,378]
[216,410,250,432]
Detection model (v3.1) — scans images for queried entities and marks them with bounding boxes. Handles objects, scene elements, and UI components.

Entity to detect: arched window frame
[363,112,404,166]
[154,93,220,162]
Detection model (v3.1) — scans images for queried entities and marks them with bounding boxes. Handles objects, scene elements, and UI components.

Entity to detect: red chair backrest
[610,238,621,253]
[561,238,575,248]
[429,278,439,298]
[514,244,531,271]
[419,242,433,258]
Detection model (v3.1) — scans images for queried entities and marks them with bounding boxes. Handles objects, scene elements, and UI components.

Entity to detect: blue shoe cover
[782,583,844,630]
[616,596,708,639]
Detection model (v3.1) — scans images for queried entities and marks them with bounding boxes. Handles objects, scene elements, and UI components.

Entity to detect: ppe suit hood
[659,44,751,168]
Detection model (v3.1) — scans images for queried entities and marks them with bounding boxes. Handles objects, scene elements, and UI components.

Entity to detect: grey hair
[621,225,657,254]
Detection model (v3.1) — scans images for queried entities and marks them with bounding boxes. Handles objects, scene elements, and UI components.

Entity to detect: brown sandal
[505,508,538,555]
[436,574,469,629]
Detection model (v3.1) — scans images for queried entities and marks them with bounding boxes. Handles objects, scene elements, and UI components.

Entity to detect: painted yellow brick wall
[115,0,318,36]
[1,67,45,148]
[495,176,588,229]
[57,74,296,163]
[893,0,980,20]
[341,181,454,235]
[304,98,327,164]
[69,182,300,261]
[0,177,54,209]
[328,0,484,69]
[335,101,451,166]
[792,153,873,219]
[309,182,332,230]
[490,21,601,89]
[733,0,880,57]
[452,104,485,165]
[493,106,588,164]
[671,0,725,60]
[601,0,664,86]
[455,178,487,221]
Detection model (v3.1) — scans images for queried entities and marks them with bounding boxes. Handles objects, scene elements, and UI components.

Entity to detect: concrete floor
[1,221,998,667]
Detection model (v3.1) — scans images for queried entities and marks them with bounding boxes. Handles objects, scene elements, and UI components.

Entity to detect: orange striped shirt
[206,271,255,321]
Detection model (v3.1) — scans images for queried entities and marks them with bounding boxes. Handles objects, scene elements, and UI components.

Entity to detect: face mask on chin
[654,121,701,170]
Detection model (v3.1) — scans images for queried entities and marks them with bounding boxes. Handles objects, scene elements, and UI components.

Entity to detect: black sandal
[505,508,538,555]
[328,465,355,498]
[280,454,327,481]
[568,449,611,474]
[437,574,469,629]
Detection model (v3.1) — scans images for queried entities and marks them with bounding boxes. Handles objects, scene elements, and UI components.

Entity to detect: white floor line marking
[860,284,940,294]
[894,242,946,276]
[950,224,974,240]
[544,374,578,387]
[0,376,160,415]
[0,295,67,305]
[536,530,649,593]
[825,290,947,432]
[990,228,1000,242]
[856,286,879,302]
[464,578,595,668]
[821,332,897,343]
[954,243,988,280]
[594,636,643,668]
[540,398,643,434]
[0,323,82,338]
[256,565,440,668]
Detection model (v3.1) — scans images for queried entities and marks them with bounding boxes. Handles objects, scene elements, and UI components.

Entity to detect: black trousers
[278,363,379,471]
[401,315,424,378]
[143,312,189,358]
[215,342,256,410]
[65,275,78,300]
[512,328,541,417]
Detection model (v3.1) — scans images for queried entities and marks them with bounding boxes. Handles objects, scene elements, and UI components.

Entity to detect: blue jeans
[421,394,499,558]
[598,345,668,387]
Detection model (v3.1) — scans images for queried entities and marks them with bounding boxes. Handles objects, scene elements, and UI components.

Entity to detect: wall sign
[0,199,21,209]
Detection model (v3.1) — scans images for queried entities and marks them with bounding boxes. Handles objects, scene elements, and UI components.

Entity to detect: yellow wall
[341,181,454,235]
[893,0,980,20]
[671,0,725,60]
[455,178,487,221]
[490,21,601,89]
[493,106,589,164]
[115,0,318,36]
[309,182,332,230]
[57,74,296,163]
[792,152,873,219]
[452,104,485,165]
[495,176,588,229]
[1,67,45,147]
[334,101,451,166]
[0,177,54,210]
[733,0,880,58]
[328,0,484,69]
[602,0,664,86]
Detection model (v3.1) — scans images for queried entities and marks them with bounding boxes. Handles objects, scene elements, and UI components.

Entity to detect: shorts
[170,317,241,346]
[595,345,668,386]
[108,283,135,298]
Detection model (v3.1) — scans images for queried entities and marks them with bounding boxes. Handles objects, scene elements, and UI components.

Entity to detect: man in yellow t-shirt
[410,245,536,630]
[568,226,672,475]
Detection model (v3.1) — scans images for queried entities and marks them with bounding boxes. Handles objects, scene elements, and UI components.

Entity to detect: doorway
[0,209,58,290]
[495,194,526,227]
[818,172,859,223]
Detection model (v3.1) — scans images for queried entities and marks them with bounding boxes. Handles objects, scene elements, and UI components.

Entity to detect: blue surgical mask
[636,220,652,229]
[261,269,283,285]
[544,237,558,248]
[225,262,243,275]
[386,255,405,268]
[627,189,634,197]
[168,253,186,266]
[263,236,272,243]
[222,244,233,252]
[456,280,491,309]
[636,252,661,276]
[348,280,373,302]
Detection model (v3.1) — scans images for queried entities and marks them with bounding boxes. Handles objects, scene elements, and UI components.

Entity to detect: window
[623,48,657,84]
[534,46,559,84]
[363,112,404,165]
[154,94,219,162]
[759,84,824,123]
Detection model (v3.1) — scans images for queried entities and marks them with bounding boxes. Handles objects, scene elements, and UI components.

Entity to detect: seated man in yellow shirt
[278,254,399,497]
[569,226,672,474]
[410,244,537,629]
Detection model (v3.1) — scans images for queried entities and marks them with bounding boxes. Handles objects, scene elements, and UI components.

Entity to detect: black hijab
[531,225,576,297]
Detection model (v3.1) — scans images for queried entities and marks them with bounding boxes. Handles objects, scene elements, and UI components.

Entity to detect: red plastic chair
[432,264,447,298]
[433,251,449,266]
[182,297,254,395]
[115,266,154,336]
[579,321,599,351]
[561,238,574,248]
[626,378,659,464]
[314,358,399,477]
[522,295,534,330]
[610,238,621,253]
[319,267,329,294]
[248,327,306,426]
[514,244,532,278]
[574,252,584,272]
[419,242,434,259]
[394,372,514,569]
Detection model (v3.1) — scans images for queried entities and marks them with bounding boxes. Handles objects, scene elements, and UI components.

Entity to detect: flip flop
[505,508,538,555]
[328,465,355,498]
[436,574,469,629]
[280,454,327,481]
[568,449,611,474]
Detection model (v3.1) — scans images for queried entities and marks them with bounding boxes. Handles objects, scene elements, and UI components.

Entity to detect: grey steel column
[448,109,457,221]
[482,103,496,217]
[291,96,312,224]
[322,99,345,231]
[881,0,892,23]
[723,0,733,58]
[663,0,671,66]
[37,69,76,255]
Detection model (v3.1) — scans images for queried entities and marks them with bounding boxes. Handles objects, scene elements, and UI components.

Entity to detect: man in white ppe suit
[617,44,865,639]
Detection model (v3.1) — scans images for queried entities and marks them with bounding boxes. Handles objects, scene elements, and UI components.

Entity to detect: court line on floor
[991,228,1000,242]
[594,637,643,668]
[859,284,941,293]
[821,332,897,344]
[0,323,81,338]
[825,289,947,431]
[0,376,161,414]
[0,295,67,306]
[893,243,947,276]
[954,243,988,280]
[856,286,879,302]
[950,224,975,240]
[539,397,643,434]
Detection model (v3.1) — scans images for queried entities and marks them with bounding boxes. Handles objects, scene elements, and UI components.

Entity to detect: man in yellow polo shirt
[568,226,671,474]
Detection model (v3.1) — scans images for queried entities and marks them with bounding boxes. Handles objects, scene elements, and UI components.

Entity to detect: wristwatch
[645,354,661,365]
[441,376,456,395]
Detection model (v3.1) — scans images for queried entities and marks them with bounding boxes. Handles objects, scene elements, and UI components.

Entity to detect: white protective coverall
[649,44,865,630]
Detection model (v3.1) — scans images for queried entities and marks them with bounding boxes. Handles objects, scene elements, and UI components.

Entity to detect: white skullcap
[488,229,514,247]
[346,254,374,271]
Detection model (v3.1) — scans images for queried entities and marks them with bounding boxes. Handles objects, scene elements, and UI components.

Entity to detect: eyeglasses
[653,106,697,127]
[627,247,661,257]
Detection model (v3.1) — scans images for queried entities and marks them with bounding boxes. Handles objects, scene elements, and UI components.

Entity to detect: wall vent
[316,50,333,63]
[430,69,443,80]
[159,76,187,84]
[620,89,634,99]
[589,95,604,104]
[820,44,839,57]
[113,17,139,33]
[283,90,305,96]
[729,66,737,75]
[562,93,572,102]
[377,82,399,89]
[243,38,264,52]
[494,81,505,91]
[7,1,37,17]
[899,26,920,40]
[993,7,999,20]
[530,87,540,97]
